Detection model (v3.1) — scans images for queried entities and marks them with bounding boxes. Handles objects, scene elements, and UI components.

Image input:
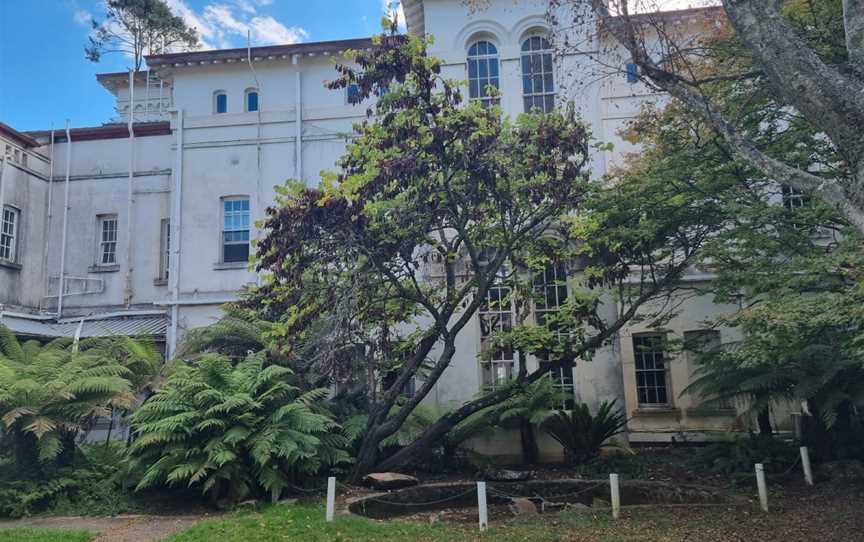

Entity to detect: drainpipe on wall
[293,54,303,183]
[168,109,184,358]
[41,126,56,311]
[124,69,136,307]
[247,31,264,287]
[0,153,8,238]
[57,120,72,318]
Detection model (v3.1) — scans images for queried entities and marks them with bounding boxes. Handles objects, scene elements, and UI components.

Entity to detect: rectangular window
[222,197,250,263]
[633,334,670,406]
[0,206,19,262]
[215,92,227,114]
[479,278,514,388]
[97,215,118,266]
[159,218,170,281]
[534,262,574,409]
[246,91,258,112]
[626,63,639,83]
[782,185,808,211]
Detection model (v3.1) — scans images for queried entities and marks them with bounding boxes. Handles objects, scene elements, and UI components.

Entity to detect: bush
[541,400,628,464]
[692,436,800,475]
[0,443,137,518]
[129,352,351,504]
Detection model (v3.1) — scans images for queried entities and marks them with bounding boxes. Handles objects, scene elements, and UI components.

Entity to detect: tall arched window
[214,91,228,114]
[245,88,259,112]
[521,36,555,112]
[467,40,499,107]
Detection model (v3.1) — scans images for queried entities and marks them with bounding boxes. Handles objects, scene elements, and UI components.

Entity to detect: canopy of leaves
[85,0,199,70]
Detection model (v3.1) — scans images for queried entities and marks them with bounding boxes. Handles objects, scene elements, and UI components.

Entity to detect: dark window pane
[247,92,258,112]
[216,93,227,113]
[224,243,249,263]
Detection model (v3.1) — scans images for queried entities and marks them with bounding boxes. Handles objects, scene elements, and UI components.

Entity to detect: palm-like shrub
[129,352,350,503]
[541,400,628,464]
[0,326,160,467]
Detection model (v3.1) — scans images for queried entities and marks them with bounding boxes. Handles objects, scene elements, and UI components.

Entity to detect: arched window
[245,88,259,112]
[467,40,499,107]
[521,36,555,112]
[214,91,228,114]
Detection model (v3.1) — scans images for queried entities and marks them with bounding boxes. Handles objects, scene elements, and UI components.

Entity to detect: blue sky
[0,0,400,131]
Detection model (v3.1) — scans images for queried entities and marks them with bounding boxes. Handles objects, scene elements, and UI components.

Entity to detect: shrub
[0,326,160,468]
[692,436,800,475]
[129,352,351,504]
[541,400,628,463]
[0,443,137,518]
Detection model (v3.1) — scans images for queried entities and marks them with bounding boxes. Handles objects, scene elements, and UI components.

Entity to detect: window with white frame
[467,40,500,107]
[782,184,808,211]
[633,334,670,406]
[245,88,259,112]
[159,218,170,281]
[521,36,555,113]
[97,214,118,266]
[214,91,228,114]
[0,206,20,263]
[222,197,250,263]
[479,271,514,388]
[533,262,574,409]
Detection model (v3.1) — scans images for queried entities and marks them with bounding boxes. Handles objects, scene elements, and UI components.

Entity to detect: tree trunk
[519,419,539,465]
[757,407,773,436]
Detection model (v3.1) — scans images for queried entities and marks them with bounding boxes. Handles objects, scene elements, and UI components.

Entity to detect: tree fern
[129,352,350,504]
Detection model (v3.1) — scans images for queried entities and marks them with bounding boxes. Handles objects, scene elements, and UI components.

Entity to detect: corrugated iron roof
[0,313,167,339]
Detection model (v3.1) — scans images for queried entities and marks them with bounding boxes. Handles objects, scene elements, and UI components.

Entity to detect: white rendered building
[0,1,772,456]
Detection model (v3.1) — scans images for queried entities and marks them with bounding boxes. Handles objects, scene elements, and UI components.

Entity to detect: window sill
[633,407,681,419]
[153,278,169,286]
[213,261,249,271]
[89,264,120,273]
[0,260,22,271]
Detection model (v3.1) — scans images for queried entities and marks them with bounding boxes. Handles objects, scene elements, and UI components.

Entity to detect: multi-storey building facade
[0,1,783,458]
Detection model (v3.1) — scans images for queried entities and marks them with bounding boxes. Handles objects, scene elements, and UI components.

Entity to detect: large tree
[248,29,727,478]
[86,0,199,71]
[548,0,864,234]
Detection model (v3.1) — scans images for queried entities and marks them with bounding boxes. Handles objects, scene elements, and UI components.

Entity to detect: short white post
[800,446,814,486]
[477,481,488,532]
[755,463,768,512]
[326,476,336,522]
[609,473,621,519]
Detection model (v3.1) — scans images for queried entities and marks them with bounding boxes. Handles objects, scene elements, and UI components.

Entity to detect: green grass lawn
[0,528,92,542]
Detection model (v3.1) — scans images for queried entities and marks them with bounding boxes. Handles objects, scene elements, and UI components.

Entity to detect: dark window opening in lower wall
[633,333,670,406]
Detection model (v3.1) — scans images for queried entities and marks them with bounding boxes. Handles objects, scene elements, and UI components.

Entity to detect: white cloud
[73,9,92,26]
[162,0,305,50]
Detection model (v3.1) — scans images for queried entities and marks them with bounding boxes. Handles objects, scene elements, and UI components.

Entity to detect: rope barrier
[359,487,478,508]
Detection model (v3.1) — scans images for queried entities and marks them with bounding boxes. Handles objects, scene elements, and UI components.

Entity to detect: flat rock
[362,472,420,490]
[483,468,534,481]
[508,497,539,516]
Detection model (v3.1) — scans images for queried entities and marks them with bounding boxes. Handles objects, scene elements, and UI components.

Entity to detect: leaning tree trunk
[519,419,539,465]
[757,407,773,436]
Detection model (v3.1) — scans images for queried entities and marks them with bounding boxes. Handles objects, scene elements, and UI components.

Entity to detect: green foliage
[176,307,273,361]
[0,443,138,519]
[0,529,93,542]
[692,437,800,475]
[0,326,160,467]
[85,0,199,70]
[129,352,350,503]
[541,401,628,464]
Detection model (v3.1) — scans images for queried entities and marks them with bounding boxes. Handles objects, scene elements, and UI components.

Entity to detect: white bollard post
[609,473,621,519]
[477,481,488,532]
[755,463,768,512]
[326,476,336,522]
[800,446,814,486]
